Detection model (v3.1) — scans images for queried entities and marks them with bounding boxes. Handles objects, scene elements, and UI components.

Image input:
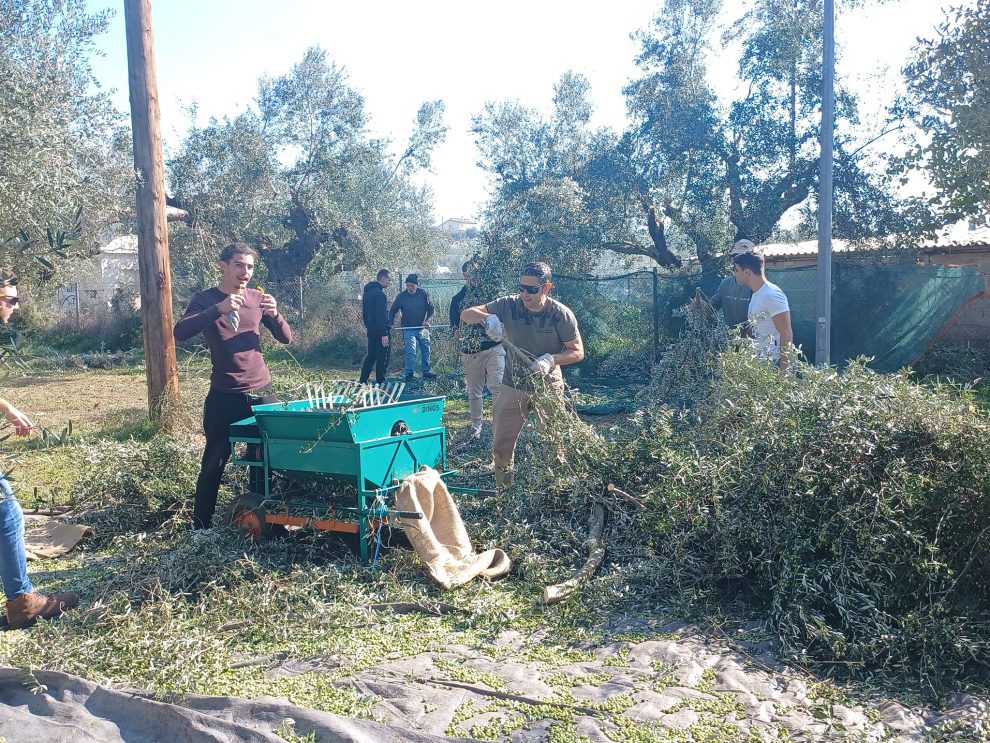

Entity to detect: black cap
[405,274,419,285]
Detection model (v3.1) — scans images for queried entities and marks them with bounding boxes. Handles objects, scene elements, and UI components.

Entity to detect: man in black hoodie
[359,269,392,384]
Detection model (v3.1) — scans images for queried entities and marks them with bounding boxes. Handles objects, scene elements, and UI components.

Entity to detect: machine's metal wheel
[227,493,275,541]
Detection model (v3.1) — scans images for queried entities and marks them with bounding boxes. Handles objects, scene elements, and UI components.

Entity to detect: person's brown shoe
[5,591,79,629]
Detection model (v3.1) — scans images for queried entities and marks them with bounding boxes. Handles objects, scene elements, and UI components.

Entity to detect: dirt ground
[3,369,152,432]
[0,368,207,499]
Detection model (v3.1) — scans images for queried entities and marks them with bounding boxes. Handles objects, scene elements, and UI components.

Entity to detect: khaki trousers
[461,344,505,426]
[492,381,563,487]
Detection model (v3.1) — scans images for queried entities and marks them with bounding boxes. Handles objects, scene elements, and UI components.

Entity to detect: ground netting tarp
[3,625,986,742]
[767,262,985,371]
[0,668,474,743]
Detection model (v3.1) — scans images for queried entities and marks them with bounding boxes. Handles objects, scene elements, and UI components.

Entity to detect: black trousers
[359,333,390,384]
[193,386,275,529]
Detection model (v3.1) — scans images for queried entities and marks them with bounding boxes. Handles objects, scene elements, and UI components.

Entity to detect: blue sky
[85,0,959,224]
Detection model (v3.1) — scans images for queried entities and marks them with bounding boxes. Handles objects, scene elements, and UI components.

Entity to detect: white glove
[529,353,554,376]
[484,315,504,341]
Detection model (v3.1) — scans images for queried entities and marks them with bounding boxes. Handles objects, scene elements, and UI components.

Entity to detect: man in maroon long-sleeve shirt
[174,243,292,530]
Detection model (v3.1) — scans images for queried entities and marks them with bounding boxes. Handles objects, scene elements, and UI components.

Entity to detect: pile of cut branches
[494,310,990,692]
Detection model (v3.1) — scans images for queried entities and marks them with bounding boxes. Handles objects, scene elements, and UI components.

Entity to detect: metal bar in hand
[392,325,450,331]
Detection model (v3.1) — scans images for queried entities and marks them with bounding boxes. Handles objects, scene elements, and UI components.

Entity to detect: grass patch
[5,447,86,504]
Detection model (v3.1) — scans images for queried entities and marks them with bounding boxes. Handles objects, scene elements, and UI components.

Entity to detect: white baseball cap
[730,239,757,255]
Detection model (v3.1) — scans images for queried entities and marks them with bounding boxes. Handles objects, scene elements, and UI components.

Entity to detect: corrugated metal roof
[759,226,990,259]
[760,239,853,257]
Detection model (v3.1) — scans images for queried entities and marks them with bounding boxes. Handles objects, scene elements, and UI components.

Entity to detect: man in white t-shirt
[731,250,794,371]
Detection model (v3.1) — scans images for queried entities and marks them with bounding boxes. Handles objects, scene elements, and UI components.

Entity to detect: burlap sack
[394,468,510,589]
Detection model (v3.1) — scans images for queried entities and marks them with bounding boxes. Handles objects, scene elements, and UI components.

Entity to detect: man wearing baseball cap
[389,274,437,382]
[694,239,758,328]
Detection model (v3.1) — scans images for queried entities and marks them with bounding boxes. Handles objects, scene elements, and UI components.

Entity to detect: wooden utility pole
[124,0,180,423]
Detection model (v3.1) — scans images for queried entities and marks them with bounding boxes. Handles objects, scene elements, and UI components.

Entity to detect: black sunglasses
[1,296,18,306]
[518,284,544,295]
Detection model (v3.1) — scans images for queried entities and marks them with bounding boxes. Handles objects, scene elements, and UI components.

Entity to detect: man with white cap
[695,238,758,328]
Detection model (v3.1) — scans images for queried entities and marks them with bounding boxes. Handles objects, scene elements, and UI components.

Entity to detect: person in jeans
[174,243,292,530]
[0,271,78,628]
[359,268,392,385]
[389,274,436,382]
[460,261,584,487]
[449,261,504,438]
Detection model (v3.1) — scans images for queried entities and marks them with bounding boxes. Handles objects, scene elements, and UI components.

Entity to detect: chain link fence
[168,260,986,376]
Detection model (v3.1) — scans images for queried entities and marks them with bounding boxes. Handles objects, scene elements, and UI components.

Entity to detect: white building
[436,218,480,275]
[439,218,478,238]
[55,235,140,316]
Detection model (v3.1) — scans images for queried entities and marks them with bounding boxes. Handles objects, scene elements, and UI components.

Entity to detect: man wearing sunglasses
[0,271,79,628]
[460,261,584,487]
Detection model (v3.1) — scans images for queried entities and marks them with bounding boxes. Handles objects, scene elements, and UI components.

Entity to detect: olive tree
[900,0,990,223]
[167,46,449,291]
[0,0,132,278]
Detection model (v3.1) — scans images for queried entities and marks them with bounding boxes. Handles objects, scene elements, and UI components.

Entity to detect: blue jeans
[402,328,432,376]
[0,477,32,600]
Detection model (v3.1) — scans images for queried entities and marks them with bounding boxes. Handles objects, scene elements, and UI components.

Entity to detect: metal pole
[652,268,660,362]
[74,281,80,324]
[298,275,304,320]
[815,0,835,366]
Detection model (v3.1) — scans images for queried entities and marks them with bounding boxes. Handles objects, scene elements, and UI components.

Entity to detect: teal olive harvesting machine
[226,385,481,560]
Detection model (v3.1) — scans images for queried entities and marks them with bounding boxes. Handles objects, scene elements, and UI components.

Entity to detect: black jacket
[389,287,434,328]
[362,281,390,337]
[450,285,500,354]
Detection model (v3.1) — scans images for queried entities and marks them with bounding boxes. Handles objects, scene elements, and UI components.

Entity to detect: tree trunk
[259,199,361,304]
